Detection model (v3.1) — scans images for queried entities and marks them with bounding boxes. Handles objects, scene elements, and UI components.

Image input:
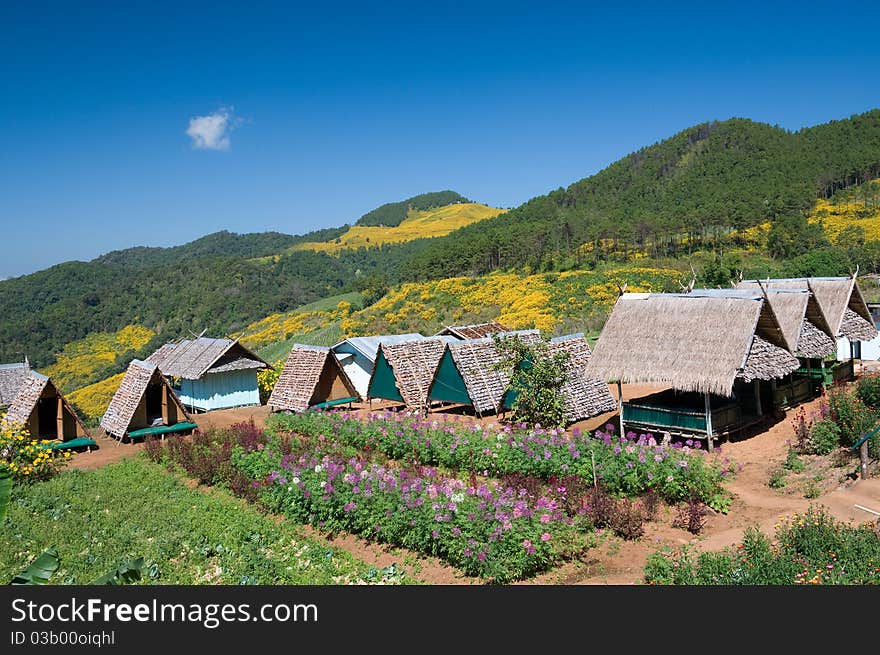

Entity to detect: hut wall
[178,369,260,411]
[131,393,148,431]
[312,362,354,405]
[334,344,373,399]
[368,351,403,402]
[427,350,472,404]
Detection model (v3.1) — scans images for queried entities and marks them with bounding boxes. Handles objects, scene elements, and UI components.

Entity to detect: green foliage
[10,546,61,585]
[356,191,470,227]
[783,247,850,277]
[90,559,146,585]
[783,448,806,473]
[0,458,404,584]
[767,212,828,259]
[856,374,880,409]
[768,468,787,489]
[0,468,10,523]
[354,272,390,307]
[827,385,879,447]
[645,507,880,584]
[493,336,568,428]
[699,252,744,287]
[808,417,843,455]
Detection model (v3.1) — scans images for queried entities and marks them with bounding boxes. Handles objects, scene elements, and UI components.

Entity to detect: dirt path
[63,388,880,584]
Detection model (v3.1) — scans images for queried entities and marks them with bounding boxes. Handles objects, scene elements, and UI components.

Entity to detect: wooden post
[754,380,762,417]
[56,395,64,440]
[617,380,625,438]
[704,392,714,452]
[161,383,169,424]
[860,440,870,479]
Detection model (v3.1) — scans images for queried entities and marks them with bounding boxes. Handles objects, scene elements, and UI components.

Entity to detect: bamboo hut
[736,276,877,385]
[501,334,618,424]
[267,345,358,413]
[0,363,92,450]
[147,337,269,412]
[434,321,510,340]
[585,293,800,449]
[367,337,458,411]
[331,334,425,399]
[427,330,541,416]
[101,360,195,442]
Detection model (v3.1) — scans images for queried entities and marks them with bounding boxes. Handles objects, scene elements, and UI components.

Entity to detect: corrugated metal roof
[332,333,425,362]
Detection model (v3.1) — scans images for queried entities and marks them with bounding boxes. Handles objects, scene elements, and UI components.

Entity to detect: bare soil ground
[65,386,880,584]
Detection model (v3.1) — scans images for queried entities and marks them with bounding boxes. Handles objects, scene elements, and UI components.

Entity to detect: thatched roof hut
[686,288,836,358]
[101,360,191,440]
[427,330,541,415]
[368,338,456,410]
[2,369,88,441]
[435,321,510,340]
[267,345,358,413]
[146,337,269,412]
[736,277,877,342]
[331,333,425,399]
[585,293,800,397]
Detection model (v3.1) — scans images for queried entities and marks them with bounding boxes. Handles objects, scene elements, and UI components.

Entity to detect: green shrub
[808,418,842,455]
[827,386,878,447]
[768,469,787,489]
[856,374,880,409]
[783,448,806,472]
[645,507,880,584]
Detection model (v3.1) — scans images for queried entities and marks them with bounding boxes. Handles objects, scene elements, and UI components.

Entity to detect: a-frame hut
[367,337,457,411]
[331,333,425,399]
[585,293,800,450]
[736,276,877,385]
[147,337,269,412]
[101,360,194,441]
[686,287,836,405]
[427,330,541,417]
[434,321,510,340]
[267,345,358,413]
[501,334,618,424]
[0,364,91,448]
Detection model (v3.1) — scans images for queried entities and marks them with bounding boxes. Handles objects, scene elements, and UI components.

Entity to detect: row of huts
[1,276,876,449]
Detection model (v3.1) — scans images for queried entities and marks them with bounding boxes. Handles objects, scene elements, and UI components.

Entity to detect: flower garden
[143,410,734,583]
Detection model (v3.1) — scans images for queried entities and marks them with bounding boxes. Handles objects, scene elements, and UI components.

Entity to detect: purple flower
[343,502,356,512]
[540,532,551,542]
[477,552,487,562]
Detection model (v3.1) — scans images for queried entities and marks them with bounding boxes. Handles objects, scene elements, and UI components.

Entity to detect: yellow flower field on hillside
[293,203,505,254]
[68,372,125,422]
[43,325,155,392]
[810,195,880,242]
[239,300,353,350]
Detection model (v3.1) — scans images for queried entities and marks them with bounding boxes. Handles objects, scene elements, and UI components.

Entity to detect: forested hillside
[405,110,880,278]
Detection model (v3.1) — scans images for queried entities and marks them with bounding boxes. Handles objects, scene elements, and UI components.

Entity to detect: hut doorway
[36,396,59,439]
[145,383,164,423]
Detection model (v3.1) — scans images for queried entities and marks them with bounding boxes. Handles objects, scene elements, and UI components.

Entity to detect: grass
[0,457,409,585]
[292,203,504,254]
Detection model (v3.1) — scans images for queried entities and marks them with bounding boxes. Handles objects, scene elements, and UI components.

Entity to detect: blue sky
[1,1,878,278]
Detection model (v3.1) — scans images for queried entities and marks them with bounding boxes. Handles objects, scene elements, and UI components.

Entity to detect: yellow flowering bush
[257,362,282,403]
[0,416,70,483]
[809,193,880,242]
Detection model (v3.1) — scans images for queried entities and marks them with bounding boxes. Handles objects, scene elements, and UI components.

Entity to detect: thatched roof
[446,330,542,414]
[267,345,357,413]
[546,335,618,422]
[374,339,448,409]
[687,288,835,357]
[3,371,88,436]
[435,321,510,340]
[585,293,799,397]
[0,362,30,407]
[737,277,877,340]
[146,337,268,379]
[101,360,190,438]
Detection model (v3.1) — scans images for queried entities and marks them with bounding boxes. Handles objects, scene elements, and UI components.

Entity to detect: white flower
[287,486,292,491]
[292,476,300,484]
[314,465,323,473]
[320,481,327,488]
[360,470,369,479]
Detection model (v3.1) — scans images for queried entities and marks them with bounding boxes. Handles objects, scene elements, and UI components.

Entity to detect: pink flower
[539,514,551,523]
[541,532,551,542]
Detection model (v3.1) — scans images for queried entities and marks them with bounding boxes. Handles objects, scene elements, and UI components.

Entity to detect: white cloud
[186,107,240,151]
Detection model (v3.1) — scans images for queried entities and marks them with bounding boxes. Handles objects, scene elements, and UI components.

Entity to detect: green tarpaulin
[127,421,198,439]
[367,350,403,401]
[427,350,472,404]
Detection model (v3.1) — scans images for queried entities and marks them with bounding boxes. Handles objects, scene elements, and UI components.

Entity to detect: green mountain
[405,110,880,278]
[356,191,470,227]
